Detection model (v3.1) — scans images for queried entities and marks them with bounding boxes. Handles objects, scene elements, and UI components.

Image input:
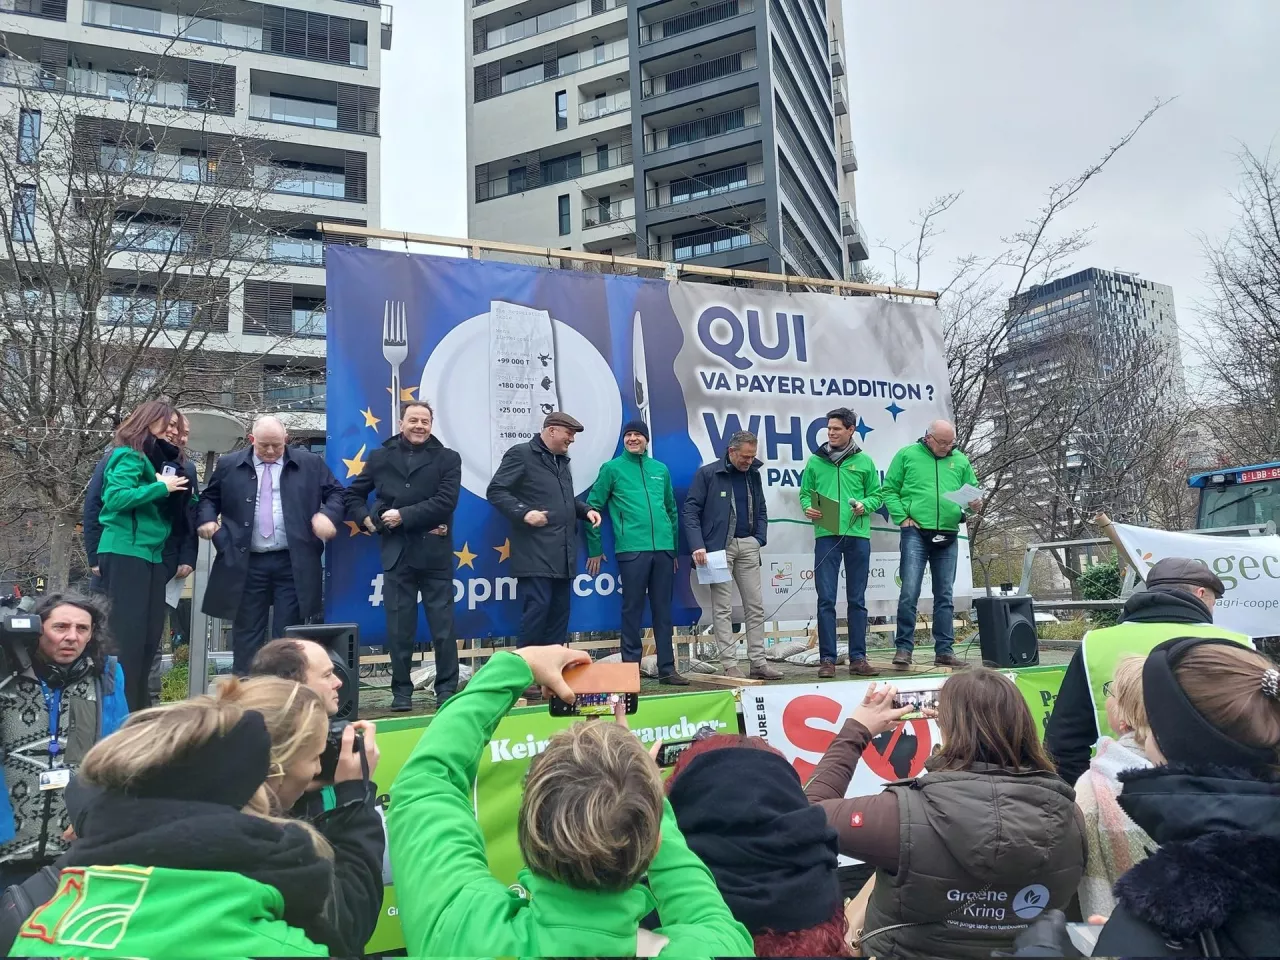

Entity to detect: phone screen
[892,689,939,715]
[570,692,621,717]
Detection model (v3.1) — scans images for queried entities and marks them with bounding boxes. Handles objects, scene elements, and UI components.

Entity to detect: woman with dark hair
[95,400,189,711]
[1094,637,1280,957]
[805,669,1086,958]
[666,733,851,957]
[0,593,127,891]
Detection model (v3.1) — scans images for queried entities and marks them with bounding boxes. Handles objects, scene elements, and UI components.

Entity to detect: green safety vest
[1082,620,1252,740]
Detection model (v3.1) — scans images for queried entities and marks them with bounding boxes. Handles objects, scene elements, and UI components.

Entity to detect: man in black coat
[197,415,344,673]
[486,412,600,693]
[345,401,462,711]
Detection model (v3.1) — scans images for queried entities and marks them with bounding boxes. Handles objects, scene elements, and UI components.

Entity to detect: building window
[555,90,567,131]
[11,184,35,242]
[17,109,40,164]
[557,194,570,236]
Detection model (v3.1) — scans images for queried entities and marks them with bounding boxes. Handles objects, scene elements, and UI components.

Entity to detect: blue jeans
[815,536,871,662]
[894,527,958,657]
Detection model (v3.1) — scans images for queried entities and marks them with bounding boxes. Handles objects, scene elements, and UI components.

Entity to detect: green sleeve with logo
[387,652,534,958]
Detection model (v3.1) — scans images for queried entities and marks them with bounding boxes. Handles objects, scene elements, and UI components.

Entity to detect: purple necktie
[258,463,275,540]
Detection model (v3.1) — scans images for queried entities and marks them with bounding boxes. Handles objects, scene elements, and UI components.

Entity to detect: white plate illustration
[420,312,623,498]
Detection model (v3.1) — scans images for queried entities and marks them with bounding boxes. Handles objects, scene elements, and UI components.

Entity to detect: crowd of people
[1,397,1278,956]
[1,613,1273,957]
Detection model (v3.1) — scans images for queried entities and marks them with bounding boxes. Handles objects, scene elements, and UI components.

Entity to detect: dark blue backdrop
[324,246,705,644]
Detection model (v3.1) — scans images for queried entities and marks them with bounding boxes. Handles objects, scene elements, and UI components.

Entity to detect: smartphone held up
[548,661,641,718]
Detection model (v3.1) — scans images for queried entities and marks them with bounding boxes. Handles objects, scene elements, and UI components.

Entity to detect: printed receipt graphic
[489,300,560,474]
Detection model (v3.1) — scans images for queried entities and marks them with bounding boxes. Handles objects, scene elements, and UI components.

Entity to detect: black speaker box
[974,596,1039,667]
[284,623,360,720]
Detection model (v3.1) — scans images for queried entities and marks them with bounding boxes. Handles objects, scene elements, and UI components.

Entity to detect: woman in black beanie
[666,734,850,957]
[1094,636,1280,958]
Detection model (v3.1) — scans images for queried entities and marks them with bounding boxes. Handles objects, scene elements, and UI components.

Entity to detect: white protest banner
[1109,522,1280,638]
[759,544,974,611]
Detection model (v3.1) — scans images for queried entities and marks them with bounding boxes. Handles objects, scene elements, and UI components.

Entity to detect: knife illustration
[632,310,652,456]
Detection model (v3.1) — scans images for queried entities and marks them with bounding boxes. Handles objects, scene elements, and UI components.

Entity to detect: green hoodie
[95,446,173,563]
[12,864,327,958]
[798,443,883,539]
[387,652,755,959]
[880,440,981,533]
[585,450,679,557]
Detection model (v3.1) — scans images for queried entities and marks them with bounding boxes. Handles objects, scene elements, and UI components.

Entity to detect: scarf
[1075,735,1157,918]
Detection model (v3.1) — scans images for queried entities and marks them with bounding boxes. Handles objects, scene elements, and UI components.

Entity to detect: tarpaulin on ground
[324,246,966,642]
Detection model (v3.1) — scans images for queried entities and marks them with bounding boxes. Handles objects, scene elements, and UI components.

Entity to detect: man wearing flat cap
[585,420,689,686]
[486,413,601,695]
[1045,556,1250,785]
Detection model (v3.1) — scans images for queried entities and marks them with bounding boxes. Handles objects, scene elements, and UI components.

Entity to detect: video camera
[0,594,39,679]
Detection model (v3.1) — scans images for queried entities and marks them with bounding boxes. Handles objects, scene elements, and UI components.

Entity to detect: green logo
[21,866,151,951]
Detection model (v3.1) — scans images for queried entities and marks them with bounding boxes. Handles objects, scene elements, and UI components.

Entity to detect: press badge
[39,769,70,791]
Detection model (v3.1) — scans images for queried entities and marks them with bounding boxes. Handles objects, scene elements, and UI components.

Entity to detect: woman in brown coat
[805,667,1086,959]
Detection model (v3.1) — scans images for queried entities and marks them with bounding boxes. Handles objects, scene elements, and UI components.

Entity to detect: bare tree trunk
[47,511,73,590]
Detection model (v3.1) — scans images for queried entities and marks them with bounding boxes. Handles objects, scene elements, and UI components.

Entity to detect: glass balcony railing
[477,144,633,201]
[256,165,346,199]
[264,379,324,409]
[292,308,326,337]
[644,103,760,152]
[0,58,42,88]
[250,94,338,129]
[111,222,193,254]
[68,67,192,108]
[100,145,213,182]
[646,161,763,210]
[579,90,630,121]
[486,0,624,50]
[83,1,367,66]
[638,0,753,44]
[640,48,757,99]
[499,37,628,94]
[103,294,194,328]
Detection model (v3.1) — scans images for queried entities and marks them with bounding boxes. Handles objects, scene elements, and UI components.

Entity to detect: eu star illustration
[342,445,367,478]
[454,542,478,569]
[361,408,381,430]
[494,539,511,562]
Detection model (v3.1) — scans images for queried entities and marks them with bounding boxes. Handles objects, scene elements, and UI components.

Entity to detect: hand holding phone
[548,662,640,717]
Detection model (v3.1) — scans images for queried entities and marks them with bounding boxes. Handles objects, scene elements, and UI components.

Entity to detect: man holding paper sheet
[682,431,783,680]
[799,408,884,679]
[880,419,983,669]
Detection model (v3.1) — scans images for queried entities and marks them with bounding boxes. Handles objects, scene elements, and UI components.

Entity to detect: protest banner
[324,246,968,644]
[1108,521,1280,638]
[740,666,1067,789]
[363,689,738,954]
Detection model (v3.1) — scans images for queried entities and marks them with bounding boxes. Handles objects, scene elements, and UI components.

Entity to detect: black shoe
[390,696,412,713]
[659,672,690,686]
[435,689,456,707]
[934,654,967,669]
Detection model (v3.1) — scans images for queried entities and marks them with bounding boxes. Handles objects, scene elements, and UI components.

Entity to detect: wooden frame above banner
[316,224,941,301]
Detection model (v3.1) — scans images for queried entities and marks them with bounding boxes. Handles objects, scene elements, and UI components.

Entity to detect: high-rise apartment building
[0,0,392,449]
[466,0,867,282]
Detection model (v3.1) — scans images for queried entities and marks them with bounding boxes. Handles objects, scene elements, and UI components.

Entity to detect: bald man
[880,420,983,669]
[197,416,345,672]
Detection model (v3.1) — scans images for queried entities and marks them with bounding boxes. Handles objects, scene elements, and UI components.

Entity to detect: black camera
[0,596,40,678]
[317,719,366,782]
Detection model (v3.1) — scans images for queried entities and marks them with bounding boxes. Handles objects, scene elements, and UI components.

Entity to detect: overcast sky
[381,2,1280,390]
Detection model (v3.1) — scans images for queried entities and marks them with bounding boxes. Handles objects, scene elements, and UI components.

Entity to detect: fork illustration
[382,301,407,428]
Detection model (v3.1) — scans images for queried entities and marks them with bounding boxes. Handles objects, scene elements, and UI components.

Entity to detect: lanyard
[39,679,63,766]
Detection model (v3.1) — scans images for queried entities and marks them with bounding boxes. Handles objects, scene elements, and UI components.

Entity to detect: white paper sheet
[165,575,185,609]
[695,549,732,584]
[943,483,984,507]
[489,300,558,474]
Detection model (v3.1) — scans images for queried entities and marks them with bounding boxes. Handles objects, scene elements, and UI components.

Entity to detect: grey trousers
[710,536,767,669]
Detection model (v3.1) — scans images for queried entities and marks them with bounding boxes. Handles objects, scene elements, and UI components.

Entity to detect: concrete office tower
[467,0,868,281]
[0,0,392,449]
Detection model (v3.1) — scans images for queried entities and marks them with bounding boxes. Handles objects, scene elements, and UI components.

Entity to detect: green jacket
[13,864,327,958]
[798,443,882,539]
[387,651,755,959]
[585,451,679,557]
[880,441,981,533]
[95,446,173,563]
